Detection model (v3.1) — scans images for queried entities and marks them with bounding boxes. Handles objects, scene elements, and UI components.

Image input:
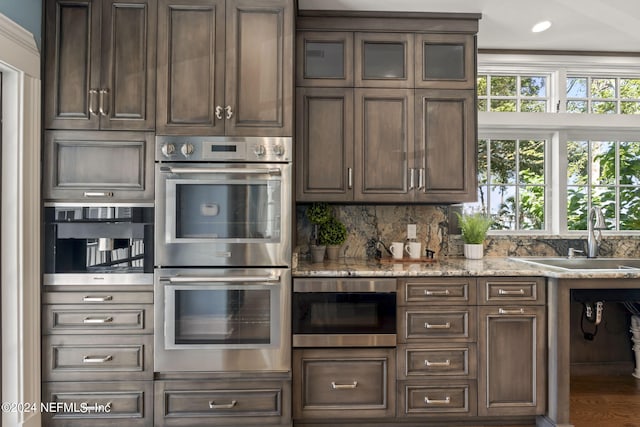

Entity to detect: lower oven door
[154,268,290,372]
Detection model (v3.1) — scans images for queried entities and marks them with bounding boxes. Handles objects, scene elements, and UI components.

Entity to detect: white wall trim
[0,12,41,427]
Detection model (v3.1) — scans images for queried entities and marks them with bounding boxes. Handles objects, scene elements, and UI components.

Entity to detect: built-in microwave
[292,278,397,347]
[43,204,153,285]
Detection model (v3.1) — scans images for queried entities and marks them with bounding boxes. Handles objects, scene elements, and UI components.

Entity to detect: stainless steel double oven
[154,136,292,373]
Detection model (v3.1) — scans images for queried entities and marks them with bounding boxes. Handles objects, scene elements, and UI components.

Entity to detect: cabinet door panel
[156,0,225,135]
[415,89,476,203]
[44,0,101,130]
[296,31,353,87]
[226,0,292,136]
[101,0,156,130]
[354,88,413,202]
[355,33,414,88]
[296,87,354,201]
[415,34,475,89]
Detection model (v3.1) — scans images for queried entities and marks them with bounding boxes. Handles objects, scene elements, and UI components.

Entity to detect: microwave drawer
[400,307,477,342]
[43,335,153,382]
[43,304,153,335]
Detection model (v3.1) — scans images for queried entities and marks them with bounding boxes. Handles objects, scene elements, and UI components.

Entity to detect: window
[474,54,640,234]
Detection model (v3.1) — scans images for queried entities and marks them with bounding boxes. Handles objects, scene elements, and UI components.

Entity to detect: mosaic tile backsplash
[295,204,640,260]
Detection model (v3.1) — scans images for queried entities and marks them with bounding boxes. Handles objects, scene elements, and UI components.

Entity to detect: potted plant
[318,216,348,261]
[456,212,493,259]
[306,202,331,262]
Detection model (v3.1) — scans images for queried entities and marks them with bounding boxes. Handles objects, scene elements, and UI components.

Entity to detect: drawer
[479,277,545,305]
[43,291,154,305]
[42,380,153,427]
[400,307,476,342]
[397,343,477,379]
[154,379,290,427]
[399,381,477,416]
[43,305,152,335]
[293,348,395,419]
[399,278,476,305]
[43,335,153,381]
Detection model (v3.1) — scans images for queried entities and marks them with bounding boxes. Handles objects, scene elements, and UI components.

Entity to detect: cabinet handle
[424,289,450,296]
[498,308,525,315]
[82,355,113,363]
[82,295,113,302]
[424,359,451,367]
[89,89,99,116]
[83,402,112,412]
[418,168,425,190]
[425,396,451,405]
[347,168,353,189]
[209,400,237,409]
[424,322,451,329]
[331,381,358,390]
[83,316,113,324]
[225,105,233,119]
[215,105,223,120]
[98,88,109,116]
[83,192,114,198]
[498,288,526,295]
[409,168,415,190]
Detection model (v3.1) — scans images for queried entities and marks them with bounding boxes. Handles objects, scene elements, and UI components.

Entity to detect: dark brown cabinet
[157,0,293,136]
[44,0,156,131]
[415,34,476,89]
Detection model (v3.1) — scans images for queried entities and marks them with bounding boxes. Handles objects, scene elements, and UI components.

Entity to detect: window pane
[478,139,488,184]
[424,44,464,79]
[490,76,516,96]
[521,76,546,97]
[477,99,487,111]
[519,186,545,230]
[567,77,587,97]
[567,100,587,113]
[490,99,516,112]
[620,187,640,230]
[567,141,588,185]
[475,186,489,212]
[592,141,615,185]
[363,42,405,79]
[591,101,616,114]
[567,186,587,230]
[591,186,615,228]
[621,101,640,114]
[591,78,616,98]
[305,42,345,78]
[620,141,640,185]
[490,140,516,184]
[490,185,516,230]
[620,79,640,98]
[477,75,487,95]
[521,100,546,112]
[519,140,545,184]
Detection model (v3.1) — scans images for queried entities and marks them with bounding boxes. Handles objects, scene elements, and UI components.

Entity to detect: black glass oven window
[174,289,271,345]
[175,182,281,240]
[293,292,396,335]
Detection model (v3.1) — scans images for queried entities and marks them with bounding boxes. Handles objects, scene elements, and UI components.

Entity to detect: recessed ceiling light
[532,20,552,33]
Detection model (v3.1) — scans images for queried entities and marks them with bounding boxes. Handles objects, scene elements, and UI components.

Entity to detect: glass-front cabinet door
[355,33,414,88]
[296,31,353,87]
[415,34,475,89]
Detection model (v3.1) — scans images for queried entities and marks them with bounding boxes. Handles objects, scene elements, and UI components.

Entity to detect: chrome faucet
[587,206,607,258]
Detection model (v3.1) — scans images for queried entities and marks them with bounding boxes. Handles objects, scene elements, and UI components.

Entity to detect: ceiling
[298,0,640,53]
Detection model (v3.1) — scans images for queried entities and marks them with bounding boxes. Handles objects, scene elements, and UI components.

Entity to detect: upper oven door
[156,163,291,267]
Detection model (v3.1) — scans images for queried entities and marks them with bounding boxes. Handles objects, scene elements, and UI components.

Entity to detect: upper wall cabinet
[156,0,293,136]
[44,0,157,131]
[415,34,475,89]
[296,31,353,87]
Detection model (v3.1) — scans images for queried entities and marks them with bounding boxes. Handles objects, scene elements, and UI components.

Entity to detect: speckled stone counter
[293,256,640,279]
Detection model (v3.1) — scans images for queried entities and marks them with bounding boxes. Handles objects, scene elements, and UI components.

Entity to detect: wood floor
[571,375,640,427]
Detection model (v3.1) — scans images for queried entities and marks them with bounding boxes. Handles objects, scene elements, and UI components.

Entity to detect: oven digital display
[211,145,237,152]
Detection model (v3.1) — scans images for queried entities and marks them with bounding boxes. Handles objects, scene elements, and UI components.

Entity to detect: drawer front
[293,348,395,419]
[42,380,152,426]
[43,305,152,334]
[398,344,477,379]
[154,379,290,427]
[43,335,152,381]
[399,381,477,416]
[43,291,154,305]
[401,307,476,342]
[399,278,476,305]
[480,278,545,305]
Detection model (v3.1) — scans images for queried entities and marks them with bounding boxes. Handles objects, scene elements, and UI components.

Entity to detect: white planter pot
[464,243,484,259]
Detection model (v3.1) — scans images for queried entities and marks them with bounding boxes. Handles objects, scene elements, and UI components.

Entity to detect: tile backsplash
[295,204,640,259]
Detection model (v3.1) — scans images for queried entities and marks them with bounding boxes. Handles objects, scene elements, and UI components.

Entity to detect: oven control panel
[155,136,292,162]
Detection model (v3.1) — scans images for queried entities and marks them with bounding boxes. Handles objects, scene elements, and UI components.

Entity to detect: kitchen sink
[510,257,640,271]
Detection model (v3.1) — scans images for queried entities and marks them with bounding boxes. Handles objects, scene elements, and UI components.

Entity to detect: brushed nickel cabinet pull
[82,355,113,363]
[84,401,112,412]
[83,192,114,198]
[424,322,451,329]
[425,359,451,367]
[498,308,525,315]
[82,295,113,302]
[498,288,526,295]
[418,168,425,190]
[215,105,223,120]
[89,89,99,116]
[331,381,358,390]
[347,168,353,189]
[409,168,415,190]
[425,396,451,405]
[425,289,450,296]
[83,316,113,324]
[209,400,237,409]
[98,88,109,116]
[225,105,233,119]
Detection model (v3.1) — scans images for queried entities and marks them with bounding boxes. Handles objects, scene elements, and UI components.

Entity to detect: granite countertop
[293,257,640,279]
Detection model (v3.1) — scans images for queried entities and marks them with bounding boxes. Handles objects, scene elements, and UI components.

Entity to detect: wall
[0,0,41,48]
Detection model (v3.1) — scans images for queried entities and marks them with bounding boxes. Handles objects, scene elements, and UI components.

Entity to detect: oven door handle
[165,275,280,284]
[161,166,282,176]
